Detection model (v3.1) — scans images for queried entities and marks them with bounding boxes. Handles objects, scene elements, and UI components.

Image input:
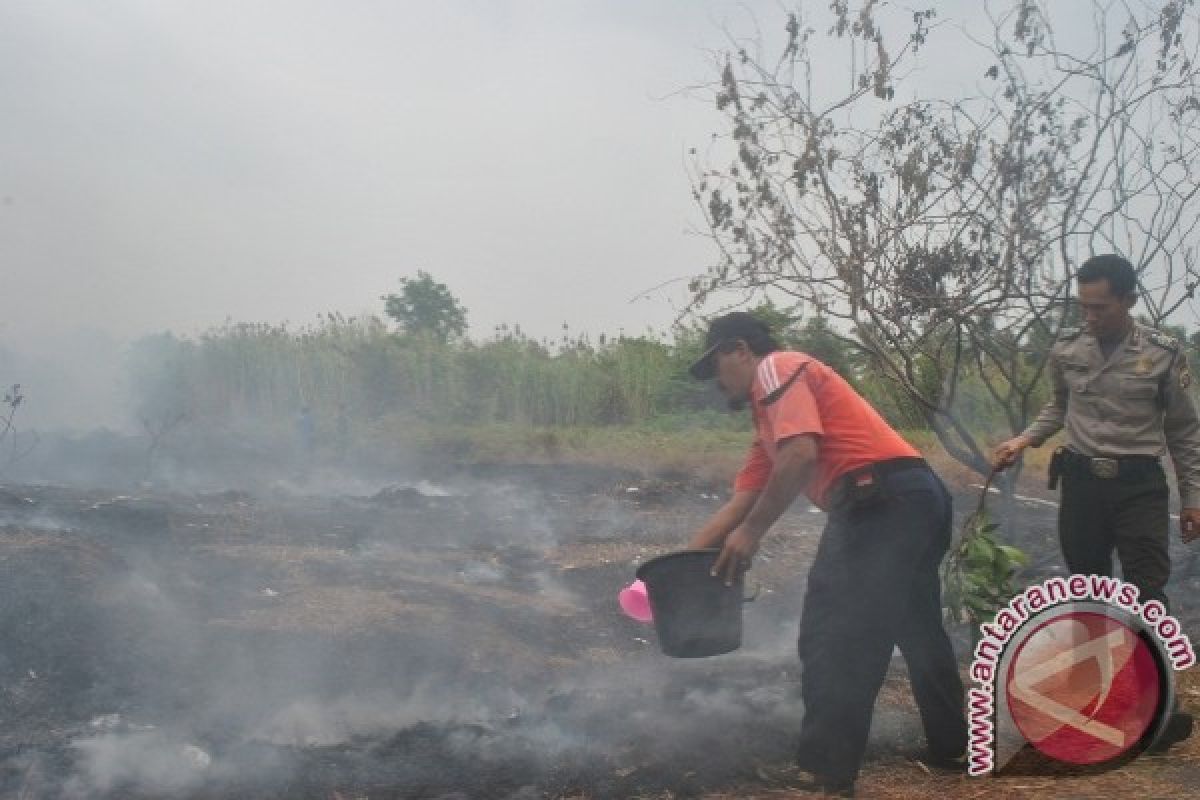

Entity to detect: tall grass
[129,315,726,432]
[130,314,1043,454]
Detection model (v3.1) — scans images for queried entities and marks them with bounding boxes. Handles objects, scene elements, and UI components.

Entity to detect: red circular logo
[1005,611,1162,765]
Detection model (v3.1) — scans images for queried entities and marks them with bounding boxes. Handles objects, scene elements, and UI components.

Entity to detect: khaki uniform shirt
[1022,321,1200,507]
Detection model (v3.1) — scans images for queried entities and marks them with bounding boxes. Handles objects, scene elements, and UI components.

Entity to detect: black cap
[688,311,774,380]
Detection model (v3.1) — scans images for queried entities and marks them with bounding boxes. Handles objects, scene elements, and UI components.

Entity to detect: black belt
[1060,449,1161,481]
[829,457,929,511]
[867,456,929,479]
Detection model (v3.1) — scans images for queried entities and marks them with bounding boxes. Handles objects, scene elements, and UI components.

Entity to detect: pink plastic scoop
[618,579,653,623]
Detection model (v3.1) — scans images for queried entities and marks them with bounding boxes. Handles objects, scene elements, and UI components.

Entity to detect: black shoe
[793,775,855,797]
[795,745,821,774]
[915,748,967,772]
[794,739,855,795]
[1149,711,1193,754]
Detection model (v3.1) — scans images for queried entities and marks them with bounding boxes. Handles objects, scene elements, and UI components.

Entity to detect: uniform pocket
[1123,377,1159,399]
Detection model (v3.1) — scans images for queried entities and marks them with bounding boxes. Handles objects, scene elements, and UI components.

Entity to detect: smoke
[0,329,130,433]
[2,458,876,799]
[250,684,507,747]
[65,731,216,798]
[0,505,75,532]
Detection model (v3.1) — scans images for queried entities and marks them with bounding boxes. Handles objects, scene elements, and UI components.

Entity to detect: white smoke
[65,731,215,798]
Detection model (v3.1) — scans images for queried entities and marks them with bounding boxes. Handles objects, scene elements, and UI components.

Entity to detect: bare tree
[140,409,188,482]
[0,384,22,448]
[688,0,1200,481]
[0,383,38,478]
[128,334,193,482]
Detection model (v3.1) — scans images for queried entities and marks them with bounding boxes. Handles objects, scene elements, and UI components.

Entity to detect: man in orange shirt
[688,312,967,796]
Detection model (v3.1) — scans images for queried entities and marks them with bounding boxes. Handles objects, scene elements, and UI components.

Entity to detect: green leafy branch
[942,470,1028,626]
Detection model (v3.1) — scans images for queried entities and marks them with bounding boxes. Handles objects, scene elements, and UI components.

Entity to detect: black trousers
[795,466,967,784]
[1059,465,1171,608]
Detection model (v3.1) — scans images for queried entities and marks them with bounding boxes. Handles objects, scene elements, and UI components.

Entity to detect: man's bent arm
[1021,350,1067,447]
[689,491,759,549]
[1163,349,1200,509]
[742,435,819,539]
[711,435,818,583]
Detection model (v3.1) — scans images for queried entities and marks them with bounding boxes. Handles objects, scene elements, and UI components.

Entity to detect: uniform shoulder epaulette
[1146,329,1180,353]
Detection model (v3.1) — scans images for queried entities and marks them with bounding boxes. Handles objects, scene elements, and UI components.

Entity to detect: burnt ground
[0,464,1199,799]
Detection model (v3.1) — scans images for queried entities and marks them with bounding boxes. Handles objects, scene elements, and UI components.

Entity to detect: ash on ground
[2,467,1197,799]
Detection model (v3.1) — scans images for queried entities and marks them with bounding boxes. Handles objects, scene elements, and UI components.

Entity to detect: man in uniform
[688,312,967,796]
[993,253,1200,747]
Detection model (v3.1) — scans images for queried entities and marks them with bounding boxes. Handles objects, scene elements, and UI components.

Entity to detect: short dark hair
[688,311,780,379]
[1077,254,1138,297]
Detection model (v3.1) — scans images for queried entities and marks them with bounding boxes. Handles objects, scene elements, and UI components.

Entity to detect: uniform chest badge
[1136,356,1154,375]
[1150,331,1178,350]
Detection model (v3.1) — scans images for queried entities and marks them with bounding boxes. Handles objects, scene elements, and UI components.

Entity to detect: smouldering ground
[1,465,1198,799]
[700,662,1200,799]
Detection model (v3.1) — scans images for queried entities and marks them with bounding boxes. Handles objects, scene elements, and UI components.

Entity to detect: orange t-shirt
[733,351,919,509]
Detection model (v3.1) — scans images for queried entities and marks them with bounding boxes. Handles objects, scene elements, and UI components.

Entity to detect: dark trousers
[1059,466,1171,608]
[795,466,967,784]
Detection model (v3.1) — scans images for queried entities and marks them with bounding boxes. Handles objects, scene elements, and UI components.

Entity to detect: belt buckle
[1090,457,1119,479]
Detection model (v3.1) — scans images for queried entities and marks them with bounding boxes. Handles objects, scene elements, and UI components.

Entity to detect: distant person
[992,253,1200,749]
[686,312,967,796]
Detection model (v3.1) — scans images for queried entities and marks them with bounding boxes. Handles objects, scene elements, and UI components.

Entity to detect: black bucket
[636,549,751,658]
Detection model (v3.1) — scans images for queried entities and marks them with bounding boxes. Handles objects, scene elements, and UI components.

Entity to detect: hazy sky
[1,0,769,352]
[4,0,1153,360]
[0,0,1005,430]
